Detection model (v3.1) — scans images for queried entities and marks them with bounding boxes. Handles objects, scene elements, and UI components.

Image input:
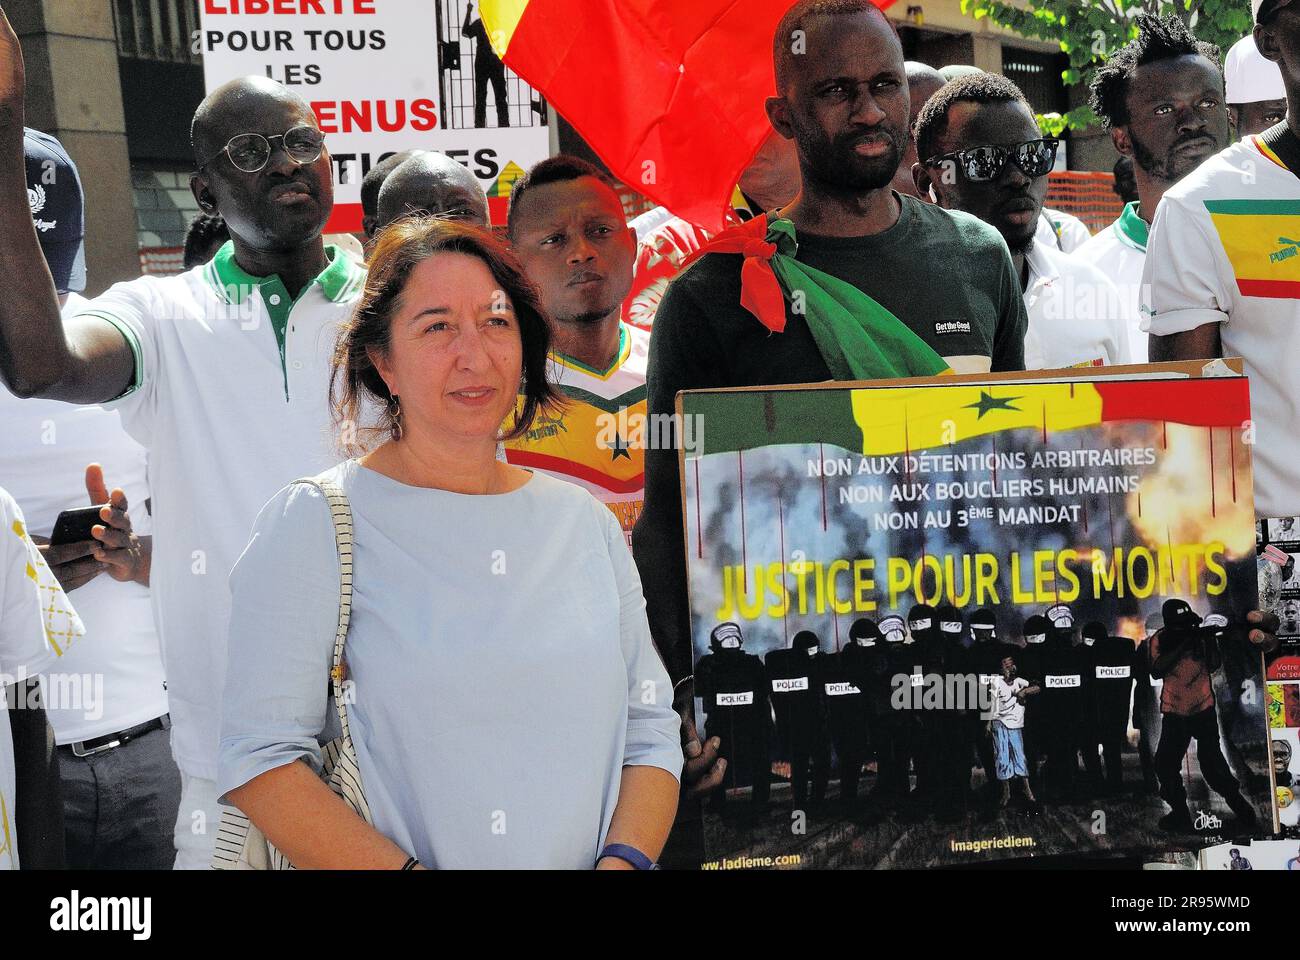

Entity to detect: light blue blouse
[217,460,681,869]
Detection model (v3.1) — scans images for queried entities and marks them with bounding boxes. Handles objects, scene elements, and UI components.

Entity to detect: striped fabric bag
[211,475,373,870]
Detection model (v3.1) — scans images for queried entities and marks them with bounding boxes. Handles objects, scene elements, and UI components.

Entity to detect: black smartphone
[49,505,105,546]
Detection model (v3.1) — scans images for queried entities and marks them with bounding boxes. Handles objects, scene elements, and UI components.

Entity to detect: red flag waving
[480,0,896,233]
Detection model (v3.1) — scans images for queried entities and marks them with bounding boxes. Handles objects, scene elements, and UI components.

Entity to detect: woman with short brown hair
[218,218,681,869]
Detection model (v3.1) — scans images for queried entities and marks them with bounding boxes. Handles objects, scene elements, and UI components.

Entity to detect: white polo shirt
[1142,135,1300,519]
[1076,202,1149,363]
[1036,207,1092,254]
[77,241,367,779]
[1022,240,1130,370]
[0,294,167,743]
[0,487,85,869]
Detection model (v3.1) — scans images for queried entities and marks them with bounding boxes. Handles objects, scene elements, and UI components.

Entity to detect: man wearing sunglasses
[914,73,1129,370]
[1081,14,1231,364]
[0,8,367,869]
[1144,0,1300,527]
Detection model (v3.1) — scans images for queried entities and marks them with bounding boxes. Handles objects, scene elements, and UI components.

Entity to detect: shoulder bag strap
[291,476,357,746]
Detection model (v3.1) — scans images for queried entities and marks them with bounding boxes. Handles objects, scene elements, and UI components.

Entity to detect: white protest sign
[197,0,551,231]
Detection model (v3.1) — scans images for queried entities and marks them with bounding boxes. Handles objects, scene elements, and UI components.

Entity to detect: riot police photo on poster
[678,363,1277,869]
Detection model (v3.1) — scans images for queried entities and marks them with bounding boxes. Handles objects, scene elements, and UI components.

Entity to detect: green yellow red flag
[478,0,897,232]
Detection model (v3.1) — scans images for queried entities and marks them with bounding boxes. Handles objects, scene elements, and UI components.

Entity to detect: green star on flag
[964,390,1022,419]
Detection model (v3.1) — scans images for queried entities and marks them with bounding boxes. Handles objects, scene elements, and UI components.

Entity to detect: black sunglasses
[925,137,1059,183]
[197,125,326,174]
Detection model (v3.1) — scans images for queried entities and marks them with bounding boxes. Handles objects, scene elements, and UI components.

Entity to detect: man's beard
[1130,128,1216,183]
[796,122,902,194]
[1007,233,1036,256]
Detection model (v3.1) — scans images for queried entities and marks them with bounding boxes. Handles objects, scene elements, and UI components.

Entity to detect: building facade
[15,0,1115,295]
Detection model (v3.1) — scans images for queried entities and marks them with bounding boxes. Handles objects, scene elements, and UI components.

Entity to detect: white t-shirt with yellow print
[0,486,85,869]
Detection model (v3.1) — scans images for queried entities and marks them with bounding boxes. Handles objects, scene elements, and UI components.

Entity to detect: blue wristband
[597,842,659,870]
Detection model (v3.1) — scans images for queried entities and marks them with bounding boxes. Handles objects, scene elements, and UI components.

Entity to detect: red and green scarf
[684,214,952,381]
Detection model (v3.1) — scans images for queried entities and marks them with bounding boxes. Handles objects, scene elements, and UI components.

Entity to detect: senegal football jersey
[1142,133,1300,518]
[505,324,648,544]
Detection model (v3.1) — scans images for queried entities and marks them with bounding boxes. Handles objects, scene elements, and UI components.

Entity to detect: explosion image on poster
[678,372,1274,869]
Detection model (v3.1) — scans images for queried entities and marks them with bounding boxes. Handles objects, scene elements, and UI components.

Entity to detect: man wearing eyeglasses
[0,9,367,869]
[913,73,1129,371]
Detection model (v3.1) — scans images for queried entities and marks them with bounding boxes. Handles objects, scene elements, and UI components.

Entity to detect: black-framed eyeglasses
[925,138,1059,183]
[197,126,326,174]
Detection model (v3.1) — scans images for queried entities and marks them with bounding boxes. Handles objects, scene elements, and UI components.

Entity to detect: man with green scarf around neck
[633,0,1028,772]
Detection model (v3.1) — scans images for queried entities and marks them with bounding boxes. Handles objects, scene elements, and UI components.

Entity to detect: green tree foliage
[960,0,1254,130]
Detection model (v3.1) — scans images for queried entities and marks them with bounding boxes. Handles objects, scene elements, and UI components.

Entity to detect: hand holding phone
[37,464,149,591]
[35,505,105,592]
[83,463,148,585]
[49,505,105,546]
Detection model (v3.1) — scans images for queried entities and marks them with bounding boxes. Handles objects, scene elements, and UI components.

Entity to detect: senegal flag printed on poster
[847,383,1103,455]
[1204,198,1300,299]
[679,377,1251,459]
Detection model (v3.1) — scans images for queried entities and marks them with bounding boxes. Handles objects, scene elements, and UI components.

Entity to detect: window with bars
[114,0,201,64]
[436,0,547,130]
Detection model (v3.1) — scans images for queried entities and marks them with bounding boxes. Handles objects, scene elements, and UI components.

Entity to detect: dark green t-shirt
[631,195,1027,680]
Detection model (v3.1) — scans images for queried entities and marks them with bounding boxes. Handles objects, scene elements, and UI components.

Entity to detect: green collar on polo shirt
[203,241,364,401]
[202,241,363,307]
[1115,201,1148,252]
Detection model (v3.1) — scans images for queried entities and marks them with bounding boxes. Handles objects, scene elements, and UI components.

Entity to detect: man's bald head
[892,62,948,197]
[186,75,333,254]
[375,151,489,231]
[773,0,894,93]
[191,75,318,167]
[905,61,946,118]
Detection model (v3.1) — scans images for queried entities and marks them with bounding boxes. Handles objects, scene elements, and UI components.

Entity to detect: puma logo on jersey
[1270,237,1300,263]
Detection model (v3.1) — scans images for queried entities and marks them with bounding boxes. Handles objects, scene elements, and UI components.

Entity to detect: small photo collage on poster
[1262,516,1300,636]
[1201,839,1300,869]
[1267,648,1300,832]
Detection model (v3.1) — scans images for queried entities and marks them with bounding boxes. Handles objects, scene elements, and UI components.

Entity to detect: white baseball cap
[1226,34,1286,103]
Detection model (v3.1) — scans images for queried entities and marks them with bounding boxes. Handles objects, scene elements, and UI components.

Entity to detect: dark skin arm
[0,7,133,403]
[1148,322,1222,364]
[678,697,726,800]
